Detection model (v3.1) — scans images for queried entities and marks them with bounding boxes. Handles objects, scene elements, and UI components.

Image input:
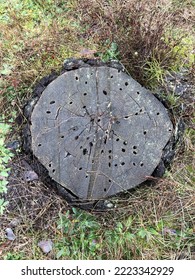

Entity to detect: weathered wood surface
[30,66,173,199]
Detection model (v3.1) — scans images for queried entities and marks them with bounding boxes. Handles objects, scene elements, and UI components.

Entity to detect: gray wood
[30,66,173,199]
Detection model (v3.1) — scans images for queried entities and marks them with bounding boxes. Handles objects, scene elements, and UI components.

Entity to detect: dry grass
[73,0,195,85]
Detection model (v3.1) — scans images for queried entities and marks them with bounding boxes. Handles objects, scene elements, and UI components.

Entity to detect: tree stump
[29,64,173,201]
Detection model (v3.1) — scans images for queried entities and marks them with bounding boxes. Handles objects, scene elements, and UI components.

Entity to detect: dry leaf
[23,170,38,182]
[38,240,53,254]
[5,228,16,241]
[79,48,97,58]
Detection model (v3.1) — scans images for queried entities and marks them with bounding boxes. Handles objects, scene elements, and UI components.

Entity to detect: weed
[103,220,136,259]
[0,119,13,214]
[0,199,9,215]
[99,41,120,62]
[56,208,101,259]
[144,57,166,88]
[3,252,24,260]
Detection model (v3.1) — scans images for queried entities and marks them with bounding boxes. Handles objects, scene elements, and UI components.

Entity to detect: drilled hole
[116,138,119,142]
[108,150,112,153]
[97,118,101,122]
[79,167,82,170]
[121,162,125,166]
[61,135,64,138]
[123,141,127,145]
[169,128,172,132]
[65,152,70,158]
[69,101,73,104]
[137,91,140,95]
[108,162,111,167]
[119,88,122,91]
[80,146,83,149]
[83,92,87,96]
[101,150,104,154]
[109,155,112,159]
[156,112,160,115]
[133,162,136,166]
[118,70,121,73]
[75,76,79,80]
[110,75,113,78]
[133,146,137,149]
[104,188,107,192]
[133,151,137,155]
[135,112,138,115]
[140,162,144,167]
[38,143,42,147]
[89,142,93,147]
[83,105,86,109]
[85,81,88,84]
[52,169,55,173]
[50,101,55,104]
[124,116,129,119]
[114,164,118,167]
[125,82,128,86]
[83,148,88,155]
[75,136,79,140]
[122,148,125,152]
[46,111,51,114]
[140,109,143,112]
[86,175,88,178]
[103,90,107,95]
[48,163,52,167]
[109,179,111,183]
[143,131,147,135]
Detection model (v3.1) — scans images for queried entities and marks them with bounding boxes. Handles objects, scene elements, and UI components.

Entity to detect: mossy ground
[0,0,194,260]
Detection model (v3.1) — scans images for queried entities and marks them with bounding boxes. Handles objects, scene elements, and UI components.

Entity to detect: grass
[0,0,195,260]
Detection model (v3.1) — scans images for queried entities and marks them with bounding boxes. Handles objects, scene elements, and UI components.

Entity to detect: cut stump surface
[30,66,173,200]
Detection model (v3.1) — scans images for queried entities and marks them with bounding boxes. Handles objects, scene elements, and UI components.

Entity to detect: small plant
[56,208,101,259]
[0,120,13,214]
[104,220,136,259]
[137,227,159,241]
[0,199,9,215]
[4,252,24,260]
[100,41,120,62]
[144,57,167,88]
[166,92,180,108]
